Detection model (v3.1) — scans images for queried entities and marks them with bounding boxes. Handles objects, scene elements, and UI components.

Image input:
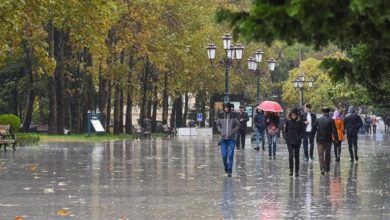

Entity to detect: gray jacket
[216,112,240,140]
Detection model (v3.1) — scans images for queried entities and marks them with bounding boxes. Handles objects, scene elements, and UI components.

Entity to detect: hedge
[0,114,21,132]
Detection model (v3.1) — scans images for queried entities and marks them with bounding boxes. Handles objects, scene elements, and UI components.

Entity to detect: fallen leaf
[15,216,23,220]
[57,208,71,216]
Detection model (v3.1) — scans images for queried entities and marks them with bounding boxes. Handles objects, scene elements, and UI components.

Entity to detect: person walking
[266,112,280,160]
[332,110,345,162]
[284,108,305,176]
[216,102,240,177]
[364,115,371,134]
[254,108,266,151]
[385,115,390,134]
[236,105,249,150]
[312,107,339,175]
[302,104,317,161]
[371,114,378,134]
[344,106,363,162]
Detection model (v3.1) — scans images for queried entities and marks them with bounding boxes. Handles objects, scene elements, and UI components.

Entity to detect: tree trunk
[175,96,183,127]
[183,93,189,127]
[209,96,215,129]
[48,76,58,134]
[21,45,35,132]
[113,83,120,134]
[11,88,18,116]
[170,100,176,128]
[54,29,66,134]
[139,58,150,122]
[162,72,169,124]
[119,89,124,134]
[98,64,107,128]
[48,22,58,134]
[105,80,112,133]
[125,60,133,134]
[151,85,158,132]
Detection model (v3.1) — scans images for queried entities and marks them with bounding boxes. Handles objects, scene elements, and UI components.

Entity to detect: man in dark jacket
[216,102,240,177]
[302,103,317,161]
[236,105,249,149]
[254,109,266,151]
[344,106,363,162]
[312,107,339,175]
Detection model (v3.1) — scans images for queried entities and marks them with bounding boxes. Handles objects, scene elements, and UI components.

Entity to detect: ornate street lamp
[207,34,244,103]
[293,73,314,106]
[247,50,277,105]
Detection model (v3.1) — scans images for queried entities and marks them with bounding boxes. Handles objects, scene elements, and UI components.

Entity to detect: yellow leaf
[57,208,71,216]
[15,216,23,220]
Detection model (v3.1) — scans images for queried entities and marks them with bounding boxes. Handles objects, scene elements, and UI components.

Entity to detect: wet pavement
[0,130,389,219]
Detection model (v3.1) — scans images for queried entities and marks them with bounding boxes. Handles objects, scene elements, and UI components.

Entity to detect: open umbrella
[257,101,283,112]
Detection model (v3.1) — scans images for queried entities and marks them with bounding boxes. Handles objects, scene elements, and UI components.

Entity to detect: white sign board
[91,119,105,132]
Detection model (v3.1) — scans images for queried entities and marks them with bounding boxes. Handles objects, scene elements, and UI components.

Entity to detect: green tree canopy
[217,0,390,107]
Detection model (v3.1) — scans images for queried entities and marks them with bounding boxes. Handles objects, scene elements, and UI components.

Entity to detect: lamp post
[293,73,314,106]
[247,49,276,105]
[207,34,244,103]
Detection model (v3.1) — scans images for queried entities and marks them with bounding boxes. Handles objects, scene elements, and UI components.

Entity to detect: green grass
[39,133,164,142]
[16,133,40,144]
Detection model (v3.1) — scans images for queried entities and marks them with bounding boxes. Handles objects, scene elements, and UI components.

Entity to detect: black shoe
[269,157,272,160]
[310,156,314,161]
[321,168,325,175]
[295,173,299,177]
[227,173,232,177]
[289,172,293,176]
[355,155,359,161]
[254,147,260,151]
[350,158,354,162]
[335,157,340,162]
[273,156,276,160]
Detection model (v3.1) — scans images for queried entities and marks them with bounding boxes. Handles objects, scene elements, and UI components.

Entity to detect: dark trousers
[287,143,300,174]
[347,133,358,160]
[303,131,315,159]
[236,128,246,149]
[333,140,342,159]
[317,142,332,172]
[372,125,377,134]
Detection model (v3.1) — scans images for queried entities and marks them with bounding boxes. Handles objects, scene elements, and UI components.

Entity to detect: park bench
[132,124,151,139]
[37,124,49,133]
[162,124,176,137]
[0,125,17,151]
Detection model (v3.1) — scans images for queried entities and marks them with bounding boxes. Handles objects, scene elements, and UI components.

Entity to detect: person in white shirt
[302,104,317,161]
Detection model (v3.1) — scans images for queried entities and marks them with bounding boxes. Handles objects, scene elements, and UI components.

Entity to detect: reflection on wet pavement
[0,132,389,219]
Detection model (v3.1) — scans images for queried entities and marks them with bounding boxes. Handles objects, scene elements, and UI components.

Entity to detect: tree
[283,58,371,112]
[217,0,390,107]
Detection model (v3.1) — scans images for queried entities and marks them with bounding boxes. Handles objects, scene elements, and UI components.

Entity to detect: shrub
[17,133,40,144]
[0,114,21,132]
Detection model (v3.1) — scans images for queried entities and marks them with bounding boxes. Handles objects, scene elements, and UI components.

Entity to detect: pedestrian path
[0,131,388,219]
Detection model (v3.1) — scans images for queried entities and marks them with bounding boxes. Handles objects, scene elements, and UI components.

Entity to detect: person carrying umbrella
[216,102,240,177]
[266,111,280,160]
[257,101,283,160]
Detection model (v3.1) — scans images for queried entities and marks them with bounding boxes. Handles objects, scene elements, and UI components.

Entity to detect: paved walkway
[0,129,389,219]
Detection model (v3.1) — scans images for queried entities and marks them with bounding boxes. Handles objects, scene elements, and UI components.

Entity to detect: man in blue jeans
[302,104,317,161]
[217,102,240,177]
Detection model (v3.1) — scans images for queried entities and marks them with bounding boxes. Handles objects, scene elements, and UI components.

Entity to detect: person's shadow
[346,163,360,212]
[221,178,236,219]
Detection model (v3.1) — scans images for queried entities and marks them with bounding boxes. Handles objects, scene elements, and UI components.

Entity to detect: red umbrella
[257,101,283,112]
